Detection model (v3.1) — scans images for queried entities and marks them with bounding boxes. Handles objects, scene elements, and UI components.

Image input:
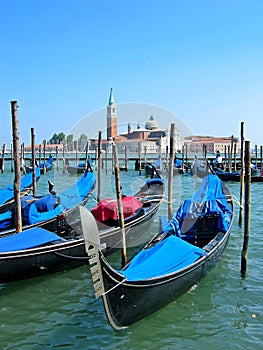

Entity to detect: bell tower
[106,88,117,140]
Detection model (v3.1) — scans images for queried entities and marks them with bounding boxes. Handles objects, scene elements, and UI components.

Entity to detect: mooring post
[113,144,126,267]
[182,145,184,173]
[56,146,59,170]
[233,142,237,172]
[39,144,42,167]
[11,101,22,232]
[185,144,188,172]
[238,122,245,226]
[1,143,6,173]
[125,145,129,172]
[20,142,25,174]
[260,145,263,174]
[85,140,89,170]
[105,142,108,175]
[43,140,46,174]
[97,131,102,202]
[241,140,251,276]
[31,128,37,197]
[168,123,175,221]
[75,140,78,166]
[62,143,65,174]
[138,142,142,175]
[224,145,227,170]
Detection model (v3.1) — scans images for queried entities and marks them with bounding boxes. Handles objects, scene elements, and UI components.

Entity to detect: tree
[66,134,74,151]
[78,133,88,151]
[49,132,65,144]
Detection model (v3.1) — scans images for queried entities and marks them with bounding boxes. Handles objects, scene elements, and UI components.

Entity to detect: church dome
[145,115,159,130]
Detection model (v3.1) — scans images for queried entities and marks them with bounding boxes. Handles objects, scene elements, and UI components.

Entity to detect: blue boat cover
[163,175,232,237]
[0,167,40,206]
[174,158,183,167]
[39,156,53,169]
[146,178,164,186]
[0,227,64,252]
[119,175,231,282]
[0,211,12,230]
[21,170,95,225]
[120,235,205,281]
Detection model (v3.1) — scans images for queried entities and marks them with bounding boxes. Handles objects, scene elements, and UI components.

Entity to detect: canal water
[0,164,262,350]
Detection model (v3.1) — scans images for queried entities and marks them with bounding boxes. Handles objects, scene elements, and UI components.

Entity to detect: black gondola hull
[0,178,164,283]
[100,231,230,327]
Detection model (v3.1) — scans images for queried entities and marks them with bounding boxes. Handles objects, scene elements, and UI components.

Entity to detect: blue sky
[1,0,262,147]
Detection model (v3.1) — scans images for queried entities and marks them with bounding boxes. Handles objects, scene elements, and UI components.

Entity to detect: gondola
[0,169,164,282]
[191,158,209,178]
[0,167,41,214]
[66,163,87,175]
[65,156,93,175]
[211,168,263,182]
[83,174,234,329]
[0,167,96,234]
[208,161,263,182]
[26,155,53,174]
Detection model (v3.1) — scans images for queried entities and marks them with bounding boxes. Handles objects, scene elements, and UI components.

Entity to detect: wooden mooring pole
[21,143,25,174]
[56,146,59,170]
[11,101,22,233]
[62,143,65,174]
[125,145,129,172]
[43,140,46,174]
[238,122,245,226]
[1,143,6,173]
[241,140,251,276]
[168,123,175,221]
[31,128,37,197]
[97,131,102,202]
[113,144,127,267]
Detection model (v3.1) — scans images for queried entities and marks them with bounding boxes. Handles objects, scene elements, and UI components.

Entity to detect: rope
[102,278,127,295]
[230,194,242,208]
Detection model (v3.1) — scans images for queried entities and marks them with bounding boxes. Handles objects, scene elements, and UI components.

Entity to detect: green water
[0,166,262,349]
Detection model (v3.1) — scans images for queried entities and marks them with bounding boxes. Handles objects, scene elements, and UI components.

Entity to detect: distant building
[183,135,239,154]
[105,89,183,153]
[106,88,117,140]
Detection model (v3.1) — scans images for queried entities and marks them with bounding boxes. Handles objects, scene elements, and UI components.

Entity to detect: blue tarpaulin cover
[21,171,95,225]
[118,175,231,282]
[163,175,232,237]
[0,227,64,252]
[39,156,53,170]
[0,167,40,206]
[120,235,205,281]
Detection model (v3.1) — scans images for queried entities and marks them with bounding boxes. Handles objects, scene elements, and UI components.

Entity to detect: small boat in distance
[65,156,93,175]
[82,174,234,329]
[192,158,263,183]
[26,155,54,174]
